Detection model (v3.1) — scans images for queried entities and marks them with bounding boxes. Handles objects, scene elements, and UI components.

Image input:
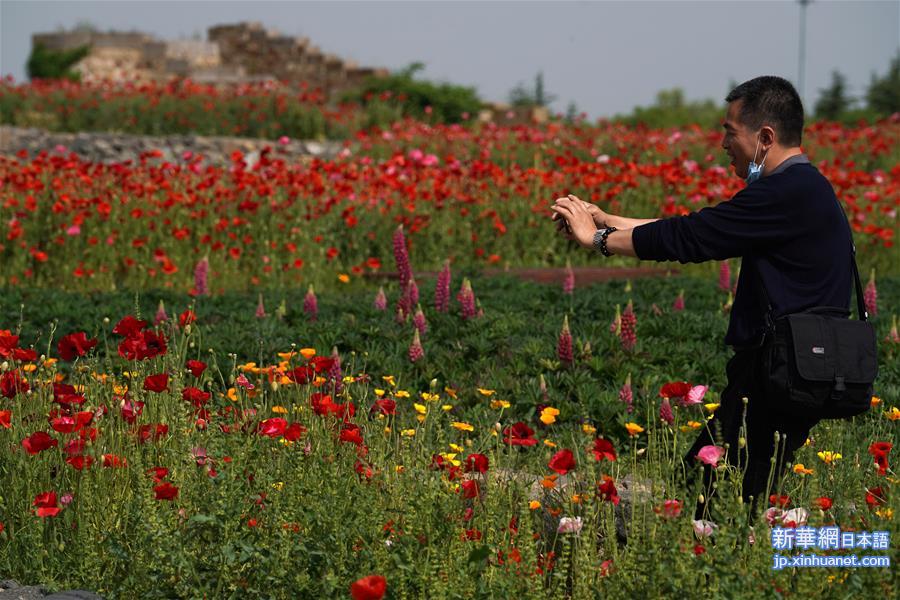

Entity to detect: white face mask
[745,135,769,185]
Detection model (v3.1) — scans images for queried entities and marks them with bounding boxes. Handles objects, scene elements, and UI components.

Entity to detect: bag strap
[753,195,867,324]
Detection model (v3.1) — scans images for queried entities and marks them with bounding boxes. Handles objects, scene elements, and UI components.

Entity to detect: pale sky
[1,0,898,118]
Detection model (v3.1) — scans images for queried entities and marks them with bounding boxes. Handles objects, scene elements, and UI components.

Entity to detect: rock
[0,581,49,600]
[43,592,104,600]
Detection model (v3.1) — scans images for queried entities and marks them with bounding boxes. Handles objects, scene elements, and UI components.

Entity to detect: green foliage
[866,51,900,116]
[26,43,90,81]
[509,71,557,108]
[339,62,484,124]
[614,88,723,130]
[815,70,855,120]
[0,276,898,597]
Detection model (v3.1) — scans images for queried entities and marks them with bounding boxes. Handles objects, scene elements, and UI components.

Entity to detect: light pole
[798,0,813,106]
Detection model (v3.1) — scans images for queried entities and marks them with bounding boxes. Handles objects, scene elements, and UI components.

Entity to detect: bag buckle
[832,375,846,401]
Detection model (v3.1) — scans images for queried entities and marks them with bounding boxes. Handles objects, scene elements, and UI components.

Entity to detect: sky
[1,0,898,118]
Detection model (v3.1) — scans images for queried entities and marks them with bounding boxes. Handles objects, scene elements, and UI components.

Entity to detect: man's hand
[551,195,598,249]
[552,194,612,228]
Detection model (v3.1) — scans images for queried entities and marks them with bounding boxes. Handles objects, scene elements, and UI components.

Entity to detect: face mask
[745,135,769,185]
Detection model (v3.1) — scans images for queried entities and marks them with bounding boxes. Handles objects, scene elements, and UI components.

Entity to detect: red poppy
[52,383,85,406]
[461,479,481,499]
[57,332,98,361]
[50,411,93,434]
[283,422,306,442]
[503,422,538,447]
[112,315,148,337]
[13,347,38,362]
[865,487,886,508]
[118,329,167,361]
[63,438,86,457]
[137,423,169,444]
[868,441,892,476]
[814,496,833,511]
[182,387,211,407]
[22,431,58,455]
[548,449,576,475]
[146,466,169,482]
[659,381,692,400]
[591,438,617,462]
[186,359,207,377]
[654,499,682,518]
[0,410,10,429]
[0,371,28,398]
[153,481,179,501]
[769,494,791,508]
[288,365,316,384]
[33,491,62,518]
[340,424,364,446]
[309,356,334,373]
[258,418,288,437]
[143,373,169,393]
[464,453,489,474]
[65,455,94,470]
[370,398,396,416]
[0,331,17,358]
[102,454,127,468]
[179,310,196,328]
[350,575,387,600]
[120,399,144,424]
[461,528,483,541]
[598,475,620,505]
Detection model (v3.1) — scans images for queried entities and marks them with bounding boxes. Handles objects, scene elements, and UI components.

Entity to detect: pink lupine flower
[413,304,428,335]
[619,300,637,351]
[696,445,725,466]
[435,259,451,312]
[673,290,685,311]
[393,225,412,290]
[395,304,407,324]
[303,285,318,322]
[887,315,899,344]
[718,260,731,292]
[557,316,574,365]
[610,305,621,335]
[194,256,209,296]
[255,294,266,318]
[659,398,674,426]
[329,347,343,395]
[154,300,168,325]
[409,329,424,363]
[618,374,633,413]
[563,260,574,295]
[374,286,387,311]
[407,278,419,309]
[864,269,877,317]
[457,278,477,320]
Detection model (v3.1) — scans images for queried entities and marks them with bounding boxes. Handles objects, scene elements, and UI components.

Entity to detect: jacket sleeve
[631,181,793,263]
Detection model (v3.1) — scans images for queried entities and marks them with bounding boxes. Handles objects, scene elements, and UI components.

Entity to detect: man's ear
[760,125,777,149]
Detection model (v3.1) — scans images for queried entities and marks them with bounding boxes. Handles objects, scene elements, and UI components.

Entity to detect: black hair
[725,76,804,146]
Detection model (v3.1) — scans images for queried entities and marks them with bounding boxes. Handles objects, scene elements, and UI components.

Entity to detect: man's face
[721,99,759,179]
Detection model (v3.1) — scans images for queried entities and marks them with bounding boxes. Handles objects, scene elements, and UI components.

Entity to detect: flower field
[0,86,898,598]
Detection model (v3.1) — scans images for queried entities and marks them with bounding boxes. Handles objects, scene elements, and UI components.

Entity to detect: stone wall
[31,22,387,96]
[0,126,343,166]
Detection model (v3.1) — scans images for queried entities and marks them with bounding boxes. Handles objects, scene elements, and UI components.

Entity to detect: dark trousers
[681,348,820,522]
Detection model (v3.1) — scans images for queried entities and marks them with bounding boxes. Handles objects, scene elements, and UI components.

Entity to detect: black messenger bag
[757,247,878,420]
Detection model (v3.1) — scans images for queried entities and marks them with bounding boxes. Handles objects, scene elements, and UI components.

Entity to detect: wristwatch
[593,227,617,256]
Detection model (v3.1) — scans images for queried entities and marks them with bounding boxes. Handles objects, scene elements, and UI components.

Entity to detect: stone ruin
[30,22,390,97]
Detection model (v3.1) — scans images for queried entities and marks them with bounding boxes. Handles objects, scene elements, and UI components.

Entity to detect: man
[550,76,853,521]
